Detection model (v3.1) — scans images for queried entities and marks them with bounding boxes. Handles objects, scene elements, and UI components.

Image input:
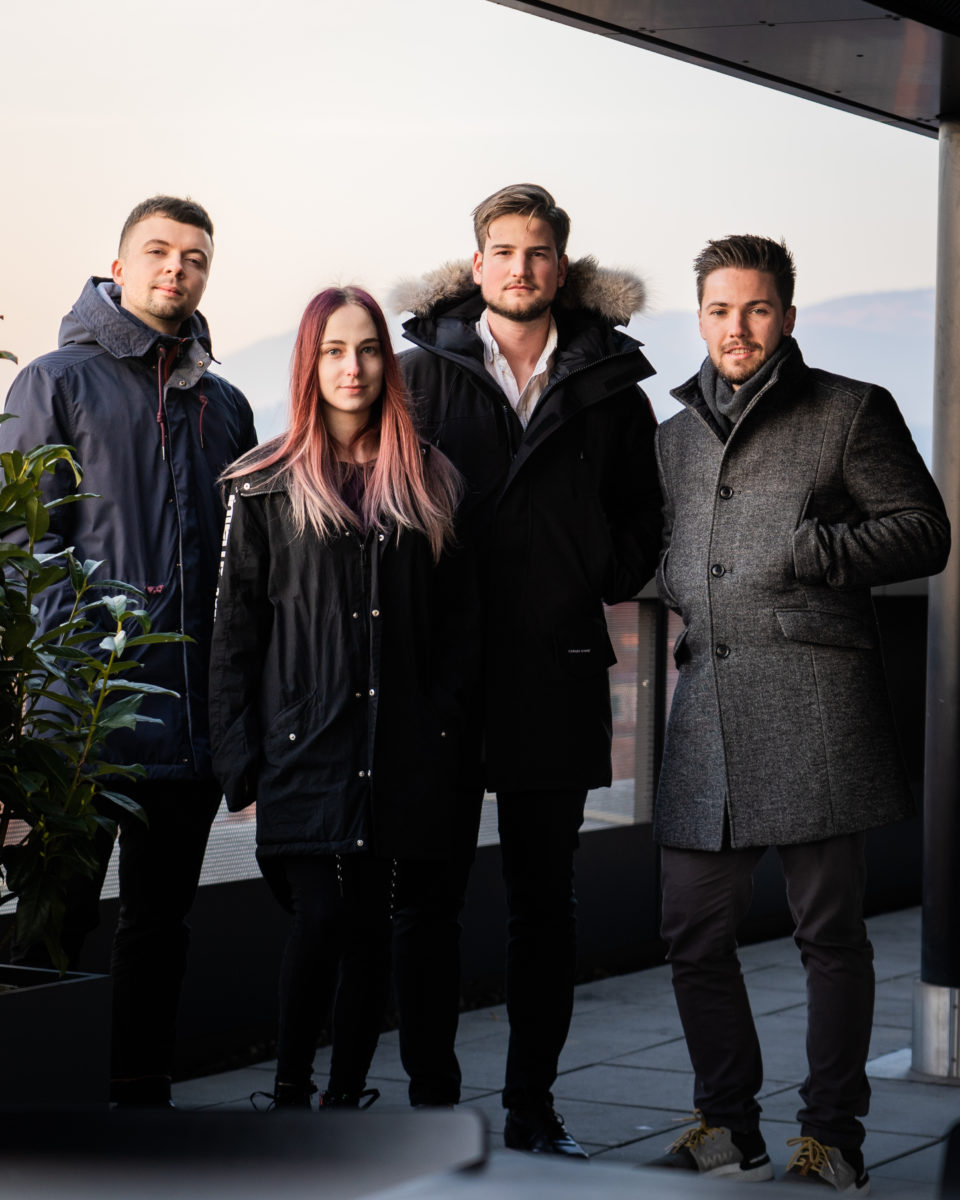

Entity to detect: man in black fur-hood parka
[391,184,662,1157]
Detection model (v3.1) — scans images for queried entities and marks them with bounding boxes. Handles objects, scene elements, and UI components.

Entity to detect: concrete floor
[174,906,960,1197]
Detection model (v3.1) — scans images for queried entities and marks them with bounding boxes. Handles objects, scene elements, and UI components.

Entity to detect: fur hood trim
[390,256,646,326]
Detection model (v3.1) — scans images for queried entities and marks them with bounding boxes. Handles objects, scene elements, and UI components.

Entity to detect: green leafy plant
[0,411,187,972]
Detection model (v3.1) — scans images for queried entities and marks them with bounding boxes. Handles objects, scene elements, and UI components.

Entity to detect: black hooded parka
[394,258,663,792]
[208,459,484,862]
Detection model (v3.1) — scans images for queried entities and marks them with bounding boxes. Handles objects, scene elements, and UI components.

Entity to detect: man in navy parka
[1,195,256,1106]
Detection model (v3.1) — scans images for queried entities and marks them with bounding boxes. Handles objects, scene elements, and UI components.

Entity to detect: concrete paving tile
[869,1138,946,1183]
[174,1066,274,1108]
[604,1037,692,1073]
[864,1076,960,1137]
[558,1018,686,1068]
[552,1062,697,1113]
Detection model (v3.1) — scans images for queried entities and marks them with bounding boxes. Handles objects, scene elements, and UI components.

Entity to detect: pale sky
[2,0,939,401]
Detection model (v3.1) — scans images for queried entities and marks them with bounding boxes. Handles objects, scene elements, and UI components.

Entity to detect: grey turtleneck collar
[699,336,795,439]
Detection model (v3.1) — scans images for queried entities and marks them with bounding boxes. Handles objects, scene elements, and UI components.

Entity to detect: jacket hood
[58,277,214,360]
[390,256,647,327]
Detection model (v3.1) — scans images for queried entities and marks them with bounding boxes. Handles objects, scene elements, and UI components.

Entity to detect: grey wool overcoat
[654,339,950,851]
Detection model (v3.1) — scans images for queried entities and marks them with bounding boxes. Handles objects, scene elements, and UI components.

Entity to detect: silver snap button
[358,770,366,778]
[371,609,380,617]
[356,839,364,848]
[288,733,296,742]
[368,688,375,697]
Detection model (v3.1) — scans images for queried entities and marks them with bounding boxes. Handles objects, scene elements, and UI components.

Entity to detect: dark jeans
[110,780,222,1094]
[265,854,393,1095]
[660,833,875,1151]
[498,788,587,1112]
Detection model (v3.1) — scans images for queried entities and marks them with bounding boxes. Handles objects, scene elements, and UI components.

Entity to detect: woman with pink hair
[209,287,483,1109]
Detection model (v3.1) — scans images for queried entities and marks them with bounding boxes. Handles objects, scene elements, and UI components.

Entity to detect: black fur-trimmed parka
[393,257,662,792]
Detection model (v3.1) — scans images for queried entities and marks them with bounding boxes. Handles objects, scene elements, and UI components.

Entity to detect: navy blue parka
[0,278,256,779]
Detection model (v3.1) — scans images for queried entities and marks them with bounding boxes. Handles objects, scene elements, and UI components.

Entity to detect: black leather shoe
[504,1106,589,1158]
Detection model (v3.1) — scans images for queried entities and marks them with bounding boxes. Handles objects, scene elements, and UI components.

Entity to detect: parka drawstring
[198,392,208,448]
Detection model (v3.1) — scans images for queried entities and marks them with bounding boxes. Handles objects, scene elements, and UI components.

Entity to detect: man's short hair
[118,196,214,255]
[694,235,796,310]
[472,183,571,258]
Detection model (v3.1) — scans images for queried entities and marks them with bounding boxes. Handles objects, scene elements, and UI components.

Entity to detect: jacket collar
[58,277,214,361]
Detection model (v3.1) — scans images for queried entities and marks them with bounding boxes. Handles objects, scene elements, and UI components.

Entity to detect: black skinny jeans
[265,854,393,1095]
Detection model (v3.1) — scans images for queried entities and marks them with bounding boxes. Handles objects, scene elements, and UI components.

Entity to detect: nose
[163,254,186,276]
[344,351,361,376]
[726,309,747,337]
[509,252,528,277]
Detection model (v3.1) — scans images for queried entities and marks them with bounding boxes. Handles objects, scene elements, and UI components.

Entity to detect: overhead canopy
[488,1,960,135]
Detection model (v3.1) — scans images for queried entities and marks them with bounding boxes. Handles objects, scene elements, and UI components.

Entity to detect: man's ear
[472,250,483,286]
[783,305,797,336]
[111,258,124,287]
[557,254,568,288]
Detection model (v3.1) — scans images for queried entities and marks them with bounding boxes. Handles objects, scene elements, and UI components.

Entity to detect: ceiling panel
[489,1,960,135]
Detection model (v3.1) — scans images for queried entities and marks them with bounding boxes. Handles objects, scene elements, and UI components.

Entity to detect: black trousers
[660,832,875,1151]
[498,788,587,1112]
[110,780,222,1095]
[264,854,393,1095]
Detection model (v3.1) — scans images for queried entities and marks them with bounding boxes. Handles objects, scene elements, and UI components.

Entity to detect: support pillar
[913,117,960,1077]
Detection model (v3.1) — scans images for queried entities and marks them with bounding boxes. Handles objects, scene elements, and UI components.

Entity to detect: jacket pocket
[671,625,691,666]
[775,608,877,649]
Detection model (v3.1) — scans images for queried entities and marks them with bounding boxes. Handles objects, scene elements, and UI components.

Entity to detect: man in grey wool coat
[649,234,949,1193]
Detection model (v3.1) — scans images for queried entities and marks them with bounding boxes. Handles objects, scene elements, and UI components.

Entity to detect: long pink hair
[224,287,460,560]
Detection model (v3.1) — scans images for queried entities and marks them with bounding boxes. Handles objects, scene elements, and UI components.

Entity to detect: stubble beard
[486,292,553,324]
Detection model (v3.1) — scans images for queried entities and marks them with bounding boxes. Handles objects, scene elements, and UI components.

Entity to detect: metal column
[913,117,960,1078]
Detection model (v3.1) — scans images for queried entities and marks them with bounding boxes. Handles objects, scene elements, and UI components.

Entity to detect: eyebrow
[320,337,381,346]
[487,241,554,252]
[705,298,773,308]
[142,239,209,263]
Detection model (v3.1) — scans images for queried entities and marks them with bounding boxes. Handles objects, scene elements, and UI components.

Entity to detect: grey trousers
[659,832,874,1151]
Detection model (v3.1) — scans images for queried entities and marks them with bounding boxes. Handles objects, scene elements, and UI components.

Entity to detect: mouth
[723,343,759,358]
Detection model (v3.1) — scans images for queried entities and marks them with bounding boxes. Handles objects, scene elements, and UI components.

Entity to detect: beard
[717,342,768,386]
[485,292,554,324]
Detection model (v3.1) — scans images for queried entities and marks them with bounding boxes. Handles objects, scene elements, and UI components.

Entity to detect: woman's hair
[223,286,460,560]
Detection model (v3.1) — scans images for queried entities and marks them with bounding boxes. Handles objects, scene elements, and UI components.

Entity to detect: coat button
[440,730,447,738]
[719,485,734,499]
[178,379,186,387]
[355,691,362,699]
[358,770,366,778]
[288,733,296,741]
[356,839,364,848]
[710,564,725,577]
[371,609,380,617]
[352,612,358,619]
[715,643,731,658]
[368,688,376,696]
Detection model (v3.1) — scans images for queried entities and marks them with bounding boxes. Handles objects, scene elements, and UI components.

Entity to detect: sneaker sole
[707,1157,775,1182]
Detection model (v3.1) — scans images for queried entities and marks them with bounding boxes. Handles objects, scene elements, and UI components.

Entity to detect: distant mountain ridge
[220,289,934,464]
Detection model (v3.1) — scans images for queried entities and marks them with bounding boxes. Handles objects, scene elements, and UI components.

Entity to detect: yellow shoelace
[668,1110,719,1152]
[786,1135,837,1177]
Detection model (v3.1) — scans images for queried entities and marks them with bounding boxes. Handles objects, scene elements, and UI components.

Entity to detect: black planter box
[0,965,110,1108]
